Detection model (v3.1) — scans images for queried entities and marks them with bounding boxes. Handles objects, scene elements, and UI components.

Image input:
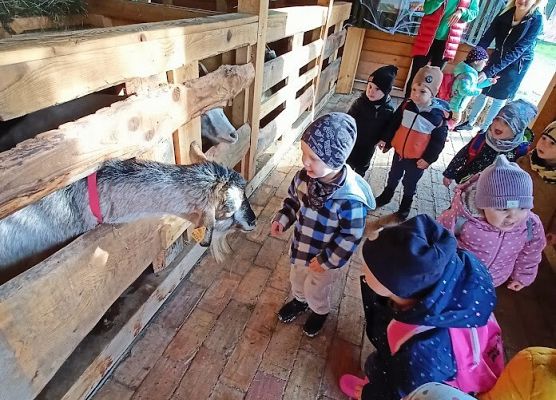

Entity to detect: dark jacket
[360,249,496,400]
[382,99,449,164]
[479,7,543,99]
[443,131,526,183]
[346,93,395,176]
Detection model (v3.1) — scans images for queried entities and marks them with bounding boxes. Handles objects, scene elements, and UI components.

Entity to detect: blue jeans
[467,94,507,132]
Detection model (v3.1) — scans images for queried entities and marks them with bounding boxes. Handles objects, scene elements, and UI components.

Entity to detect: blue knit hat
[361,214,457,298]
[301,112,357,169]
[466,46,489,63]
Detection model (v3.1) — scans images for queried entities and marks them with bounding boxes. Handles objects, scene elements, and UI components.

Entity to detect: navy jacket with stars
[360,249,496,400]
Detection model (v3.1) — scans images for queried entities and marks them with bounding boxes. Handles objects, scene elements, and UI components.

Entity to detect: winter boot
[375,186,395,208]
[395,195,414,221]
[303,311,329,337]
[278,298,308,323]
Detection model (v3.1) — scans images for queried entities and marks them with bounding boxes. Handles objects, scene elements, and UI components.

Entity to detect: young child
[517,121,556,248]
[443,98,537,186]
[346,65,398,176]
[271,112,375,337]
[339,214,497,399]
[438,155,546,290]
[375,65,449,221]
[449,46,497,128]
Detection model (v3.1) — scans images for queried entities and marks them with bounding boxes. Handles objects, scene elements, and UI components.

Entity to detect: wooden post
[532,71,556,144]
[336,26,365,94]
[236,0,269,180]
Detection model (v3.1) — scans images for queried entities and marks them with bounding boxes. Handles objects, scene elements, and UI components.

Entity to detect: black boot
[278,299,308,323]
[375,187,395,208]
[395,195,414,221]
[303,312,328,337]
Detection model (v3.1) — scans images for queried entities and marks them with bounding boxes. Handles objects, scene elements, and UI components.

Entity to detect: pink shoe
[339,374,369,398]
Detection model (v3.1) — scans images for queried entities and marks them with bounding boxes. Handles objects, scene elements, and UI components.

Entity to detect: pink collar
[87,172,103,224]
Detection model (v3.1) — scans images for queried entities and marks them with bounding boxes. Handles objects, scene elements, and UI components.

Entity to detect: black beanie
[361,214,457,298]
[369,65,398,95]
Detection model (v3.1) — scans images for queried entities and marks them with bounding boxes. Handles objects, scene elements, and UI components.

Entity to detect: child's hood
[394,246,496,329]
[332,165,376,209]
[453,61,478,78]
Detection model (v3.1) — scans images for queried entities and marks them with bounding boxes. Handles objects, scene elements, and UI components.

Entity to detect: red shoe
[339,374,369,398]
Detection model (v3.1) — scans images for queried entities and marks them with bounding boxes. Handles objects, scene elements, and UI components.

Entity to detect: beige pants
[290,264,339,315]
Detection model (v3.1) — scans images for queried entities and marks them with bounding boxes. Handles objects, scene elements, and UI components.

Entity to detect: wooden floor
[91,92,556,400]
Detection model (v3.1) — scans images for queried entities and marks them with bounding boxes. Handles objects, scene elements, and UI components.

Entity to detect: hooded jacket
[449,61,493,113]
[438,175,546,287]
[359,242,496,399]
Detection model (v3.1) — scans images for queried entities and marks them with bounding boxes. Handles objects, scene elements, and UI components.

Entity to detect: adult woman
[455,0,545,132]
[405,0,480,97]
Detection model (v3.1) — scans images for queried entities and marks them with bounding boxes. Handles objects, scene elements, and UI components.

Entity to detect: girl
[439,155,546,290]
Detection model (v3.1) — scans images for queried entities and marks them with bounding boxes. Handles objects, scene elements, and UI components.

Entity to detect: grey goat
[0,159,256,283]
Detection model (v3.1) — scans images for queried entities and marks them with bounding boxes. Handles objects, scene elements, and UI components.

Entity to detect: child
[517,121,556,247]
[346,65,398,176]
[339,214,497,399]
[404,383,475,400]
[271,112,375,337]
[376,65,449,221]
[449,46,498,128]
[438,155,546,290]
[443,98,537,186]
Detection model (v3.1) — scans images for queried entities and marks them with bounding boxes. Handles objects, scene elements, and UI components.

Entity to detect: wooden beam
[317,57,342,101]
[322,28,347,60]
[0,216,188,400]
[4,15,88,34]
[0,14,258,120]
[336,26,365,94]
[327,1,352,27]
[0,64,255,219]
[266,6,327,43]
[87,0,220,22]
[237,0,269,180]
[205,123,251,167]
[532,71,556,142]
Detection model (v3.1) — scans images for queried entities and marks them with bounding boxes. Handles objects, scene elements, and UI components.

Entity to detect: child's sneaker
[303,312,328,337]
[278,299,308,323]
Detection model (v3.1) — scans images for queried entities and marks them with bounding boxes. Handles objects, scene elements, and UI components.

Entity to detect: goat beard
[209,230,233,263]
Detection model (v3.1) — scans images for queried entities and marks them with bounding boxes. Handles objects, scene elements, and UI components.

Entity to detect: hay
[0,0,87,26]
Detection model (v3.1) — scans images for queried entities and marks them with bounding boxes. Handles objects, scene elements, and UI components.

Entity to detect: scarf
[305,167,346,209]
[530,149,556,184]
[485,128,524,152]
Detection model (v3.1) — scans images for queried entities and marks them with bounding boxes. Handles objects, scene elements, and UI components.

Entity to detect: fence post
[236,0,268,180]
[336,26,365,94]
[310,0,335,113]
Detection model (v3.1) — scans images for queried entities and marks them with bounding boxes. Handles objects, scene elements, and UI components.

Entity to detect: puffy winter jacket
[449,61,493,113]
[438,175,546,287]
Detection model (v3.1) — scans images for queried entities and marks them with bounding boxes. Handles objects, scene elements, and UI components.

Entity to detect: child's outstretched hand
[443,177,453,187]
[416,159,430,169]
[270,221,284,237]
[489,76,500,85]
[507,281,525,291]
[309,257,325,273]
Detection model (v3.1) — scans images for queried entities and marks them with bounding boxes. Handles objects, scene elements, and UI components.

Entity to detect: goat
[0,93,239,153]
[0,158,257,284]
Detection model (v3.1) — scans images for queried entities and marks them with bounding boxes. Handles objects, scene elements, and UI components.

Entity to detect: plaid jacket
[274,166,375,270]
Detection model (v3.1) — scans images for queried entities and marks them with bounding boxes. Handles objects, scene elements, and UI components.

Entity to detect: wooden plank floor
[91,92,556,400]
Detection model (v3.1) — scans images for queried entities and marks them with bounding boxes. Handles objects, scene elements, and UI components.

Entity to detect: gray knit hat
[301,112,357,169]
[495,99,538,137]
[476,155,533,209]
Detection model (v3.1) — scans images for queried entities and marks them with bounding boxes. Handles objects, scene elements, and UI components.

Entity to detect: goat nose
[230,131,238,139]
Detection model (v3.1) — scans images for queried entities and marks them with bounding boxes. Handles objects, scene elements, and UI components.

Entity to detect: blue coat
[478,7,543,100]
[360,248,496,400]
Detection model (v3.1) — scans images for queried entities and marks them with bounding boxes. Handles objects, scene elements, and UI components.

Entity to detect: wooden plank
[336,27,365,94]
[205,123,251,167]
[327,1,351,27]
[0,64,255,219]
[0,216,188,400]
[262,39,323,92]
[57,242,207,400]
[237,0,269,180]
[87,0,220,22]
[362,37,413,56]
[532,71,556,143]
[5,15,88,34]
[0,19,258,120]
[359,49,412,68]
[364,28,415,44]
[266,6,327,43]
[260,66,318,118]
[317,57,341,101]
[322,28,346,60]
[258,85,314,153]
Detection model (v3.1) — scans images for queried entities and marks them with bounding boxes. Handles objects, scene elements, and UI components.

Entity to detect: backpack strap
[466,134,486,165]
[387,320,436,355]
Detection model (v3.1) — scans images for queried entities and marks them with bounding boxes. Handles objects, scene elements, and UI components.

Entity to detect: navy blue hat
[465,46,489,63]
[301,112,357,169]
[362,214,458,298]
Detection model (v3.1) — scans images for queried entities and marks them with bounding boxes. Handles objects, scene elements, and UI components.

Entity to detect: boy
[376,66,449,221]
[340,214,497,399]
[346,65,398,176]
[271,112,375,337]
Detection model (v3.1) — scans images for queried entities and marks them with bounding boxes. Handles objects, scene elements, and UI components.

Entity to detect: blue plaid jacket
[274,166,375,269]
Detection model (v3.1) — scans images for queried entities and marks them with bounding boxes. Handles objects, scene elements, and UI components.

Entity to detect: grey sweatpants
[289,264,339,315]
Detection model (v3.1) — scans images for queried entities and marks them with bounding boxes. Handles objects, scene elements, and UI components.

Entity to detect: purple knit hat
[476,155,533,209]
[466,46,489,63]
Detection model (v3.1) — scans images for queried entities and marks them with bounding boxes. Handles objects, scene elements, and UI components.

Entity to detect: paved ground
[92,92,556,400]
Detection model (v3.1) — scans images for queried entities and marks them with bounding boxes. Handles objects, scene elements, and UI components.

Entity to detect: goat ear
[190,141,208,163]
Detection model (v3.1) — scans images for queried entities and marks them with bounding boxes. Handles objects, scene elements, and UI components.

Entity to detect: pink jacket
[438,176,546,287]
